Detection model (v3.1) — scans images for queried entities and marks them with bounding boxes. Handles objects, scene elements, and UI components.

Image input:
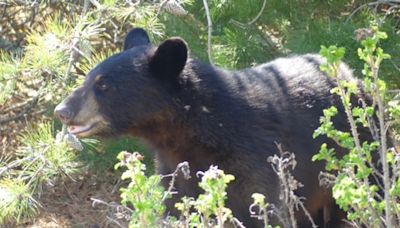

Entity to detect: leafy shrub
[313,25,400,227]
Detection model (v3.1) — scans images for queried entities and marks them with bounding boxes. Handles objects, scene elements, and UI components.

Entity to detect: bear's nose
[54,104,73,124]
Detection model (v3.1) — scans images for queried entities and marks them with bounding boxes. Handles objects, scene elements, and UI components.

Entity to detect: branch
[0,94,40,124]
[346,0,400,23]
[0,155,33,177]
[202,0,213,64]
[373,61,393,228]
[230,0,267,26]
[64,42,79,83]
[269,144,317,228]
[161,161,190,202]
[89,0,102,9]
[1,99,31,114]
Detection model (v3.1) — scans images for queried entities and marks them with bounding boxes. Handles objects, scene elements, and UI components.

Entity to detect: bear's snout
[54,103,73,124]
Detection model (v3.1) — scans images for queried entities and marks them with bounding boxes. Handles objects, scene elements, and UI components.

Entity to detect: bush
[313,25,400,227]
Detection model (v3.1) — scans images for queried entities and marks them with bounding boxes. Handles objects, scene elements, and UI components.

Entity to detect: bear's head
[54,28,188,138]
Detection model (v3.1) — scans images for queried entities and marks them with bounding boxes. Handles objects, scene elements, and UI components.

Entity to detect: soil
[4,172,124,228]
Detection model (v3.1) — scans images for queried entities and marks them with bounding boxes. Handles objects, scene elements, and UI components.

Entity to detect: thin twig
[0,155,33,177]
[269,144,317,228]
[161,161,190,202]
[1,99,31,114]
[247,0,267,24]
[106,216,126,228]
[202,0,213,64]
[18,152,44,180]
[90,197,134,227]
[64,36,81,83]
[0,94,40,124]
[346,0,400,23]
[89,0,102,9]
[230,0,267,26]
[232,218,246,228]
[371,55,393,228]
[26,163,46,187]
[91,197,133,213]
[333,64,384,226]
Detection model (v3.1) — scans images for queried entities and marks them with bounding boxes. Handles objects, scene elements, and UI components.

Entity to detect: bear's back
[185,54,351,144]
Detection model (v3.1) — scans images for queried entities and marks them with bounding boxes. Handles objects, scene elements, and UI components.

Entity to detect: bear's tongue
[68,124,91,135]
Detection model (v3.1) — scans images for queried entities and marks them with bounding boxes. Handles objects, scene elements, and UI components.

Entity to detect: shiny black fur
[56,28,364,227]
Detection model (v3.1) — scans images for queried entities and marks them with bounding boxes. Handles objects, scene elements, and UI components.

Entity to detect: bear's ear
[149,38,188,83]
[123,28,151,50]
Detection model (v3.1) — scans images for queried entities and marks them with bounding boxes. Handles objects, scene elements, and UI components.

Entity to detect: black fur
[123,28,151,50]
[56,28,363,227]
[149,38,188,86]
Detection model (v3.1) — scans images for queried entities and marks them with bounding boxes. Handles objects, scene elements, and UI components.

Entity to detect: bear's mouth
[67,123,97,137]
[64,115,109,138]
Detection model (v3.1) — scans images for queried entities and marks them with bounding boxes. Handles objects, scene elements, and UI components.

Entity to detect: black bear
[55,28,356,227]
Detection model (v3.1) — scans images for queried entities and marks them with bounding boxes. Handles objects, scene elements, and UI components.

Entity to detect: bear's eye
[96,79,108,91]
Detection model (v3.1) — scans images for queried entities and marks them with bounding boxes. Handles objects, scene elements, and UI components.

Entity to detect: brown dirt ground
[3,172,124,228]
